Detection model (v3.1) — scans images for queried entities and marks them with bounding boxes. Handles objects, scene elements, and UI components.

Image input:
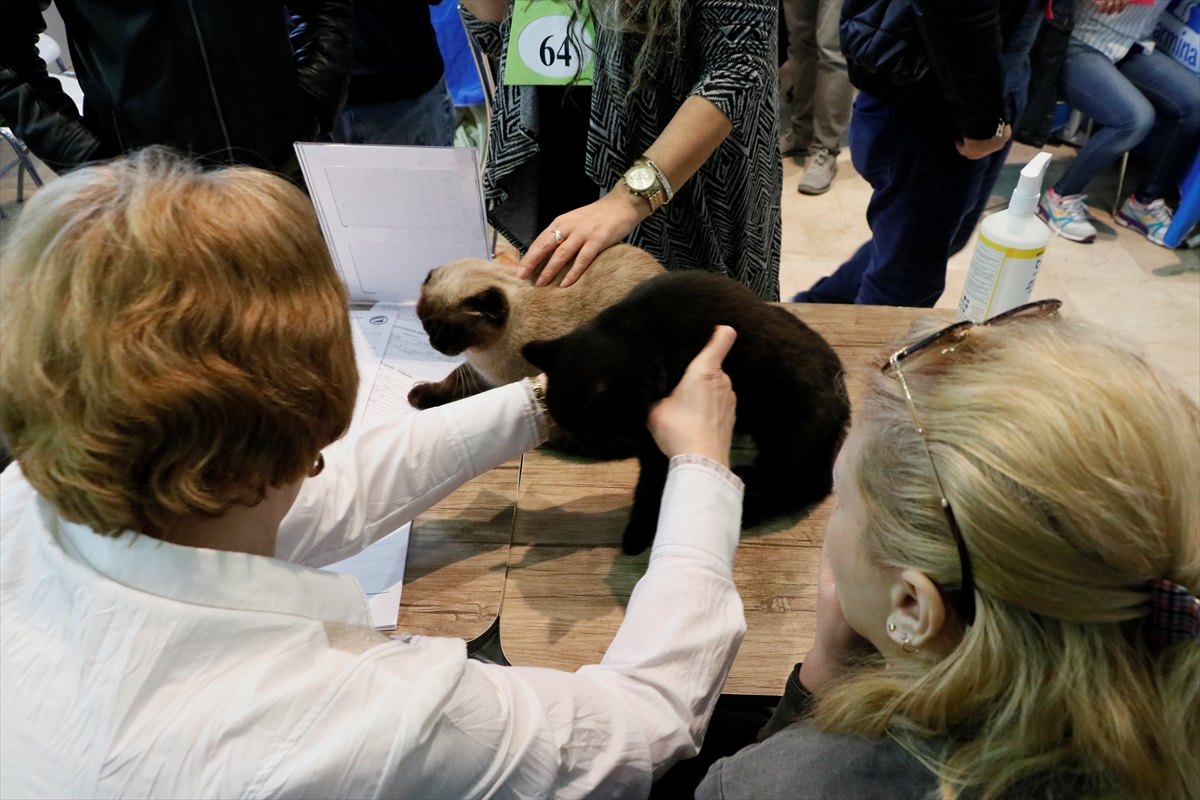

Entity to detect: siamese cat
[523,271,850,555]
[407,244,665,409]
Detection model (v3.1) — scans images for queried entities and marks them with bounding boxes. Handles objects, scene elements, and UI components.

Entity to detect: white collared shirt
[0,382,746,799]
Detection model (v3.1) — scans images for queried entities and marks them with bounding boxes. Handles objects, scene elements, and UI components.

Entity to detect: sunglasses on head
[880,299,1062,627]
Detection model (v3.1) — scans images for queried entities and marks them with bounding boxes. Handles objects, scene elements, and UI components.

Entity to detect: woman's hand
[646,326,738,466]
[517,188,650,288]
[799,538,873,696]
[956,124,1012,160]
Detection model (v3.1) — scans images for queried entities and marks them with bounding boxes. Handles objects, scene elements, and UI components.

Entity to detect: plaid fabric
[1148,579,1200,646]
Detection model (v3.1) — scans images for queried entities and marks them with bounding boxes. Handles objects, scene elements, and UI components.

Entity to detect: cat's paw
[407,381,450,409]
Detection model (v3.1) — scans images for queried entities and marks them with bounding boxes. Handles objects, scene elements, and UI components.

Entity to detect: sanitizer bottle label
[957,233,1046,322]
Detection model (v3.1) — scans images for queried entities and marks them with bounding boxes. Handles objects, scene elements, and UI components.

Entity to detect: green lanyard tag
[503,0,594,86]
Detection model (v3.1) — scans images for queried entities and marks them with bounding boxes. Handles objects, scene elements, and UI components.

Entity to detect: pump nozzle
[1009,151,1053,217]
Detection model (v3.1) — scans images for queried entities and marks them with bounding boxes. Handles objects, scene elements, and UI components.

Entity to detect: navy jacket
[840,0,1034,140]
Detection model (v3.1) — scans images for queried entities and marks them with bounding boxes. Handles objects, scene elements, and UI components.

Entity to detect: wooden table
[397,459,521,641]
[403,304,953,694]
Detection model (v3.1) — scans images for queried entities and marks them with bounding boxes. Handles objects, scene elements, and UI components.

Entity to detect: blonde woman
[699,303,1199,799]
[461,0,781,300]
[0,149,751,798]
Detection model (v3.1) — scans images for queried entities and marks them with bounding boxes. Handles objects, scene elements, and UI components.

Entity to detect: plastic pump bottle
[957,151,1054,322]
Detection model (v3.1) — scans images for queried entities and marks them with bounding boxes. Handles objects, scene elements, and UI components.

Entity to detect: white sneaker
[798,148,837,195]
[1115,195,1174,247]
[1037,188,1097,243]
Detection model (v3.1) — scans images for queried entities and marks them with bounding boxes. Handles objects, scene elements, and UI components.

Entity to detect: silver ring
[553,229,563,244]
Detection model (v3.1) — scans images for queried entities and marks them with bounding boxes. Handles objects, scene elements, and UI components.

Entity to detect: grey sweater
[696,723,939,800]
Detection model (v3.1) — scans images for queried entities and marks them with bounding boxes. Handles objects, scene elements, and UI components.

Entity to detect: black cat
[522,271,850,555]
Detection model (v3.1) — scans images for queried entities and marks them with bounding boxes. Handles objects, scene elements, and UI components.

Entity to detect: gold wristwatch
[623,157,673,213]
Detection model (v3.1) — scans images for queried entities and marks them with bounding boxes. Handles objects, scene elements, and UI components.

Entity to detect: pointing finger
[689,325,737,373]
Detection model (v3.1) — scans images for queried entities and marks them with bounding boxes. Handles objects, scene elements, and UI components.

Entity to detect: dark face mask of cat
[416,287,509,356]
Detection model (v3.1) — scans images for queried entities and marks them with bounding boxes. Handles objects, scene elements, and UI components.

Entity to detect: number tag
[503,0,594,86]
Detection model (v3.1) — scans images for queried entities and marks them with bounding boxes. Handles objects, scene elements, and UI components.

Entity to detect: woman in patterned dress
[462,0,782,301]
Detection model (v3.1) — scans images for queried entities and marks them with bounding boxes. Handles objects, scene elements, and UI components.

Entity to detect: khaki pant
[780,0,856,154]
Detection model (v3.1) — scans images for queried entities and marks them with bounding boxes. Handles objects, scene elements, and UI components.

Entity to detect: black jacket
[840,0,1034,141]
[0,0,351,178]
[347,0,444,105]
[1014,0,1076,147]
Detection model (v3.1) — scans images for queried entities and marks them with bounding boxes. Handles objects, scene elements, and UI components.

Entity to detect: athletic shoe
[779,128,808,158]
[1037,188,1097,243]
[798,148,838,195]
[1115,195,1174,247]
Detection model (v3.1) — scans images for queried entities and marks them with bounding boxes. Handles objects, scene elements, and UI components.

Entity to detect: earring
[887,622,896,632]
[309,453,325,478]
[899,632,920,654]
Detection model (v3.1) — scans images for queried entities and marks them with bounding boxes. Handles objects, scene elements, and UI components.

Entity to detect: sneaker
[798,148,838,195]
[1037,188,1097,243]
[1115,195,1174,247]
[779,128,808,158]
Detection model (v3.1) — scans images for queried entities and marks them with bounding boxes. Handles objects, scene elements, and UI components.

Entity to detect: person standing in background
[1036,0,1199,248]
[795,0,1044,307]
[330,0,458,147]
[0,0,351,182]
[461,0,782,302]
[779,0,856,195]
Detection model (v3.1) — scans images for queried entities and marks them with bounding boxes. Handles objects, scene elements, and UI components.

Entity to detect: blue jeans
[331,77,457,147]
[798,94,1014,306]
[1054,43,1200,201]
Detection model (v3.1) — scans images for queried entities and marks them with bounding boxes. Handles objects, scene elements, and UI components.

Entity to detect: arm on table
[272,458,745,799]
[275,379,547,566]
[501,457,747,793]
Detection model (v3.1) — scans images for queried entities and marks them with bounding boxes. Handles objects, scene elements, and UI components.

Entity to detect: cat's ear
[523,339,560,372]
[463,287,509,324]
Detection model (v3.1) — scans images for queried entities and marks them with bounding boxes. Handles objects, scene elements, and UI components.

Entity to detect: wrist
[613,180,653,222]
[662,442,730,467]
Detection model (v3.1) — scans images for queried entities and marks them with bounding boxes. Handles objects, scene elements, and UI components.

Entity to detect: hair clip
[1147,579,1200,646]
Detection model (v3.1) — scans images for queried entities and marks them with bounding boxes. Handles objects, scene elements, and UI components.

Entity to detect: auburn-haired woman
[699,305,1199,799]
[0,149,749,798]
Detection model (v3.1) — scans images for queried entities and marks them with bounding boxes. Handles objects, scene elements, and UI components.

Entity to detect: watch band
[624,156,671,213]
[642,157,674,203]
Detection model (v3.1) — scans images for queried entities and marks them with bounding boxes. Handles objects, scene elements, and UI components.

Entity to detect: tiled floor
[4,138,1198,401]
[781,141,1200,402]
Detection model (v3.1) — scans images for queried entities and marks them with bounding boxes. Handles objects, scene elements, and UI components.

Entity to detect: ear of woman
[884,569,955,656]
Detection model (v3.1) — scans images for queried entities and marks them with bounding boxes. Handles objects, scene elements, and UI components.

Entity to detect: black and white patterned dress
[466,0,782,301]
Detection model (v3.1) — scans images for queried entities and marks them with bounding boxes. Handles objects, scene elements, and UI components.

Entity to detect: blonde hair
[0,148,357,537]
[574,0,691,95]
[814,316,1199,799]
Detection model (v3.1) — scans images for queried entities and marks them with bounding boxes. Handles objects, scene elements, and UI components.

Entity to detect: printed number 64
[539,35,573,67]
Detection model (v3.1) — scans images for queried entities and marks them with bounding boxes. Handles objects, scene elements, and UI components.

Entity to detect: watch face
[626,165,657,192]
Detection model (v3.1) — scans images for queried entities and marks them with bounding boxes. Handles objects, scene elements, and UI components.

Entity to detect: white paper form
[363,305,464,425]
[295,143,490,304]
[321,523,411,631]
[348,306,399,427]
[332,304,464,627]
